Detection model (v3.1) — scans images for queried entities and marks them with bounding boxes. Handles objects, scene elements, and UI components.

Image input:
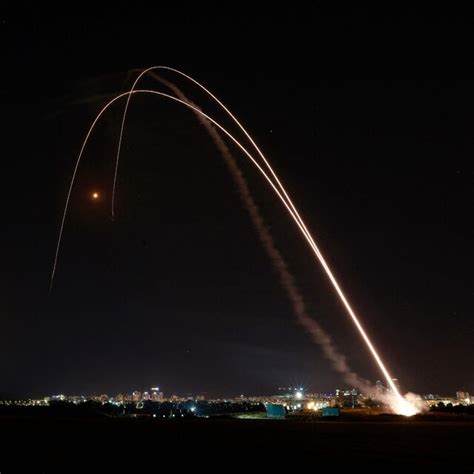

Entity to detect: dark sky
[1,11,472,398]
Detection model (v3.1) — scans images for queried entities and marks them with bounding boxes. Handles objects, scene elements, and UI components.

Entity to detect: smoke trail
[110,68,410,404]
[53,85,420,415]
[140,69,422,415]
[149,73,369,390]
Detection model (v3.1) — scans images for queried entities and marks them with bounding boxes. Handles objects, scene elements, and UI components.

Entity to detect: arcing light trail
[112,68,418,415]
[51,89,322,293]
[52,77,419,415]
[150,74,368,391]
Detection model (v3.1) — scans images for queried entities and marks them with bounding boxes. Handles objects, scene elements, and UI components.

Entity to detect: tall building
[132,391,141,402]
[335,389,358,408]
[151,387,163,401]
[456,390,470,404]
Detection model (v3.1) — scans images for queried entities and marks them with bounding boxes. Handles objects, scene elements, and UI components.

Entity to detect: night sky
[1,11,472,398]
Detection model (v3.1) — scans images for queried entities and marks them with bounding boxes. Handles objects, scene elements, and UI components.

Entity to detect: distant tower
[456,390,470,404]
[151,387,163,401]
[132,391,141,402]
[375,380,385,396]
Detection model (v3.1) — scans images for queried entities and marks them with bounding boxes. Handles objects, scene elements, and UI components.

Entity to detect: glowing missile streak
[52,90,323,294]
[114,66,318,252]
[116,68,406,404]
[114,67,325,271]
[53,87,412,412]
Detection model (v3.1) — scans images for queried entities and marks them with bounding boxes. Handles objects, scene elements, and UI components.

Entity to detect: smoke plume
[150,72,371,391]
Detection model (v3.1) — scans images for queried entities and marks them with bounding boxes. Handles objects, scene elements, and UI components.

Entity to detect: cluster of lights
[307,401,316,411]
[306,400,329,411]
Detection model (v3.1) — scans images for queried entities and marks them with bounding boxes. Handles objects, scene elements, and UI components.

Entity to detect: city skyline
[3,377,472,403]
[3,383,472,413]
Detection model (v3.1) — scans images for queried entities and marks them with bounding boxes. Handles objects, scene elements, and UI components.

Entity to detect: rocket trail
[111,67,416,413]
[51,89,326,297]
[113,67,321,257]
[148,73,368,389]
[53,77,419,414]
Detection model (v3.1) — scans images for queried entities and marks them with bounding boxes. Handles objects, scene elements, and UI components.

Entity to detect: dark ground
[1,417,473,468]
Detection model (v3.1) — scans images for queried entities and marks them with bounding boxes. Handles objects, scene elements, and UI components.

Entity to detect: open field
[1,415,473,468]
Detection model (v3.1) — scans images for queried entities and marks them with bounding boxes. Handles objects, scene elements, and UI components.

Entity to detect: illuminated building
[456,390,470,405]
[132,391,141,402]
[336,389,358,408]
[151,387,164,401]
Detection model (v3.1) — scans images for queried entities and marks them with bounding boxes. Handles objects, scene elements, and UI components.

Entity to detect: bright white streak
[51,90,326,299]
[151,74,367,389]
[54,86,413,413]
[115,67,407,406]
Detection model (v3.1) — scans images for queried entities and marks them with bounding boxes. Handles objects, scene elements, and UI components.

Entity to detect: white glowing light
[393,399,418,417]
